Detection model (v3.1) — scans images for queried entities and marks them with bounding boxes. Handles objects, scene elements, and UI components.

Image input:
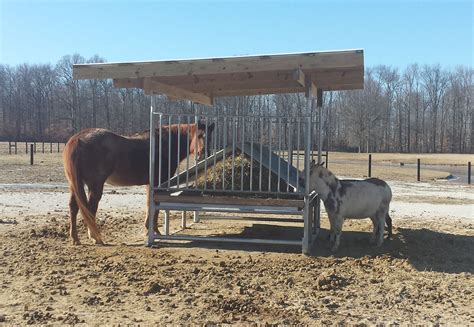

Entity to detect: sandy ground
[0,149,473,325]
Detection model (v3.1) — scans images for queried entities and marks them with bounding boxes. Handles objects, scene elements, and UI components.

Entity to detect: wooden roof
[73,49,364,105]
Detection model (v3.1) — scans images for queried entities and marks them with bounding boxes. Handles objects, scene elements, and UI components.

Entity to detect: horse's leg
[331,215,344,252]
[69,191,80,245]
[145,186,160,234]
[87,182,105,245]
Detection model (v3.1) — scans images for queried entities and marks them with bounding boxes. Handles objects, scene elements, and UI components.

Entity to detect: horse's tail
[63,137,102,243]
[385,213,393,239]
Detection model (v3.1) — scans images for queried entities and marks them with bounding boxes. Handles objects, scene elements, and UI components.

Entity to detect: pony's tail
[385,213,393,239]
[63,138,102,243]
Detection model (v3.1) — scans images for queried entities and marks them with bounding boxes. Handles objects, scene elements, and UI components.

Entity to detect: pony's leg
[369,216,378,245]
[375,209,386,247]
[328,214,336,243]
[87,182,105,245]
[69,191,80,245]
[385,213,393,239]
[331,215,344,252]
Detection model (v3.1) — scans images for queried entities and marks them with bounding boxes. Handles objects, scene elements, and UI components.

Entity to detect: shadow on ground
[156,223,474,274]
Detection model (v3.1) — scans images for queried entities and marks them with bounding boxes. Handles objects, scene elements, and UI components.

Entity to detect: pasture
[0,142,473,324]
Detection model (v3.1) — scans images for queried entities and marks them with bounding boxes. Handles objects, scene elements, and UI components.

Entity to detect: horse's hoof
[95,239,105,246]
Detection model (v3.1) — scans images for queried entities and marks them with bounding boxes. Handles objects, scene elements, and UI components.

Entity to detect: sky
[0,0,472,69]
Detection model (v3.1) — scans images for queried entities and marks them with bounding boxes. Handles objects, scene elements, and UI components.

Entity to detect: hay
[195,152,290,192]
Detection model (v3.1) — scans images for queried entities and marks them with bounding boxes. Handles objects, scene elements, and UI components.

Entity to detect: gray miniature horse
[300,162,392,252]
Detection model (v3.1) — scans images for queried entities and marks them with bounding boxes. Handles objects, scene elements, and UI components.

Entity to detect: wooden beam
[143,78,214,106]
[293,69,317,97]
[113,78,143,89]
[73,50,364,82]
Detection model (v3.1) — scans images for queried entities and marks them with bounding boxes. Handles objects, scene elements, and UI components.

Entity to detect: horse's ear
[318,161,325,167]
[208,123,215,132]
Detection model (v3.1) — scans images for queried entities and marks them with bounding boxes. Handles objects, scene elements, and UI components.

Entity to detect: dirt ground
[0,148,473,325]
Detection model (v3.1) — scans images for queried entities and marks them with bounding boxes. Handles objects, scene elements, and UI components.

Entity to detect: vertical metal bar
[194,108,199,190]
[259,117,263,192]
[296,118,301,186]
[186,115,190,188]
[317,90,323,165]
[231,116,236,191]
[213,116,218,190]
[204,117,209,190]
[164,210,170,235]
[250,117,254,191]
[287,118,292,193]
[222,116,227,190]
[30,144,34,165]
[158,114,163,188]
[194,211,200,223]
[417,158,421,182]
[241,116,245,191]
[268,118,272,191]
[368,154,372,178]
[176,115,181,189]
[277,118,282,192]
[168,116,172,189]
[50,142,52,153]
[302,116,312,254]
[147,96,157,246]
[181,211,187,229]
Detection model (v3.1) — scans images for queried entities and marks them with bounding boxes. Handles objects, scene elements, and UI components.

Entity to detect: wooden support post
[417,159,421,182]
[8,141,11,155]
[468,162,471,185]
[30,144,34,165]
[50,143,53,153]
[57,142,60,152]
[25,142,28,153]
[34,142,36,153]
[368,154,372,177]
[14,142,17,154]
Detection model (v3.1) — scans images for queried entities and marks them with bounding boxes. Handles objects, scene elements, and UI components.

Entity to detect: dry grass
[0,142,469,184]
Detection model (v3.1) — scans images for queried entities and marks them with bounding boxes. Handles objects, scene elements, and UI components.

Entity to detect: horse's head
[190,121,215,161]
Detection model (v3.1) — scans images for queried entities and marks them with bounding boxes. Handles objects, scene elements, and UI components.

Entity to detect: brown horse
[63,122,215,245]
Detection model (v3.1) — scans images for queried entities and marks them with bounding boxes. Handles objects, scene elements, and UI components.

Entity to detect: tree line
[0,54,472,153]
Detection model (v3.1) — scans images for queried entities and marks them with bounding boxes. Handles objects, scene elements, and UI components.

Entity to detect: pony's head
[190,121,215,161]
[299,161,333,191]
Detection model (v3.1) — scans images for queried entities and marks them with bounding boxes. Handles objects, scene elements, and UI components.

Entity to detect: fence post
[368,154,372,177]
[417,158,421,182]
[42,142,44,153]
[57,142,60,152]
[8,141,11,155]
[14,142,17,154]
[30,144,34,165]
[468,162,471,185]
[25,142,28,153]
[50,142,52,153]
[34,142,37,153]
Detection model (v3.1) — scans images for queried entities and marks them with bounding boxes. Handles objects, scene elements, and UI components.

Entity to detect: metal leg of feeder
[181,211,187,229]
[147,95,157,247]
[194,211,200,223]
[164,210,170,235]
[302,196,311,255]
[312,198,320,239]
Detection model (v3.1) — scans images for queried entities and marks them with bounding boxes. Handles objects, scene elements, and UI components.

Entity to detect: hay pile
[195,152,290,192]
